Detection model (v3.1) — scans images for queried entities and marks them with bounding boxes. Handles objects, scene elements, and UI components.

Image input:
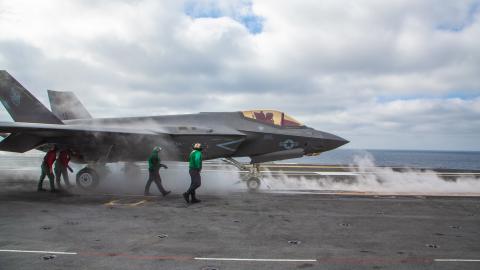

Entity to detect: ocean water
[288,149,480,171]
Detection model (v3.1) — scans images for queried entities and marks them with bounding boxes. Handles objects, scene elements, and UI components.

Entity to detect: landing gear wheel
[76,167,99,190]
[247,177,261,191]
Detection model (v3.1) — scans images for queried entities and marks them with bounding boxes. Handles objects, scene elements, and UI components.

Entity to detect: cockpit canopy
[242,110,304,127]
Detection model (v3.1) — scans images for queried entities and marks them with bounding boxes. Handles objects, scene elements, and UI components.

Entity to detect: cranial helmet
[193,143,202,150]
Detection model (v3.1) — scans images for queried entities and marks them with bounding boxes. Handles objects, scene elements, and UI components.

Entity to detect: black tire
[76,167,100,190]
[246,177,261,191]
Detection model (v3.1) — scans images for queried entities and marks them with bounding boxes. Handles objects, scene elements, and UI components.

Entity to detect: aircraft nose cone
[332,136,349,148]
[324,134,349,150]
[312,131,349,151]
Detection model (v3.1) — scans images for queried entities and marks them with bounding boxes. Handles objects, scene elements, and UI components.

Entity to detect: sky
[0,0,479,151]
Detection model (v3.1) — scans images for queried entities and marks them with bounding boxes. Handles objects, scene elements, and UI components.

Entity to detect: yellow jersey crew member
[183,143,203,203]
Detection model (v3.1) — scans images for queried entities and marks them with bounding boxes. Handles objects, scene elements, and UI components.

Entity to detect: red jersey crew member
[54,149,73,190]
[38,145,57,192]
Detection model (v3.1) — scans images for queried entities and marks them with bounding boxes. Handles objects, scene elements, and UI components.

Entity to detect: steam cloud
[1,151,479,196]
[262,154,480,195]
[95,162,244,195]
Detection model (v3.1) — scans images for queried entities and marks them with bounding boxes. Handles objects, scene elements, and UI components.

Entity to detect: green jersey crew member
[38,145,57,192]
[144,146,171,196]
[183,143,203,204]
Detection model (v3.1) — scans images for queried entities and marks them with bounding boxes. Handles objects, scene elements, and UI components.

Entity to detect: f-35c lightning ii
[0,70,348,190]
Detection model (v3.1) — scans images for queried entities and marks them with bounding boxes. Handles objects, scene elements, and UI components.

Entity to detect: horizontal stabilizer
[0,132,43,153]
[0,71,63,124]
[48,90,92,120]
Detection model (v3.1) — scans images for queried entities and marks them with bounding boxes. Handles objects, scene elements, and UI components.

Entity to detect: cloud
[184,0,264,34]
[0,0,479,150]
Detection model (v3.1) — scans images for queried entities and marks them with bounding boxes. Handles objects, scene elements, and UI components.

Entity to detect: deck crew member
[183,143,203,203]
[38,145,57,192]
[54,149,73,190]
[144,146,171,196]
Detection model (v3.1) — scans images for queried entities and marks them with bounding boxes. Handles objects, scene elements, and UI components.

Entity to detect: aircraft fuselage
[58,112,348,164]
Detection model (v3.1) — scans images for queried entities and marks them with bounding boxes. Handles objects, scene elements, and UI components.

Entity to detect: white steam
[95,162,244,195]
[262,154,480,195]
[2,151,479,196]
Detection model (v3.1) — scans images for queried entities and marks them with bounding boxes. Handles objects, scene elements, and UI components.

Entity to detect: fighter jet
[0,70,348,190]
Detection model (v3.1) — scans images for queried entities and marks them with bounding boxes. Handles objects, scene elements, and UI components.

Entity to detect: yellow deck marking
[104,199,148,207]
[104,200,119,206]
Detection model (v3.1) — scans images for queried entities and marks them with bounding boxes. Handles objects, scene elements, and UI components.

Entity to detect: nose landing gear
[223,158,262,191]
[246,176,261,190]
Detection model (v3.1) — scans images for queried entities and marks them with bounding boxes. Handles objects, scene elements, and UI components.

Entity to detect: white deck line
[435,259,480,262]
[3,250,479,264]
[194,257,317,262]
[0,249,77,255]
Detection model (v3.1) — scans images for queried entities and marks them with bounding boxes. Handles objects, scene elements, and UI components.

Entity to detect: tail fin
[48,90,92,120]
[0,70,63,124]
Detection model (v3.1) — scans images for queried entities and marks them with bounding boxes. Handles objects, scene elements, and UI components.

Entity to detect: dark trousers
[186,169,201,198]
[38,162,55,191]
[54,166,71,189]
[145,169,167,195]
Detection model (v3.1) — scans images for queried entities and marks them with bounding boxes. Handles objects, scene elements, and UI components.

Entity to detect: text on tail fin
[0,70,63,124]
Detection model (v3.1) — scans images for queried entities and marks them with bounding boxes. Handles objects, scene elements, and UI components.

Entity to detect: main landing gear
[223,158,262,191]
[76,164,110,190]
[75,162,141,191]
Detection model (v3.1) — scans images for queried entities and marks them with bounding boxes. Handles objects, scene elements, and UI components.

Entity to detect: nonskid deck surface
[0,184,479,270]
[1,162,480,270]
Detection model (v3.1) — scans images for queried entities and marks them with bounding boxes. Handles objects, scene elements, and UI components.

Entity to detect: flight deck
[1,162,479,270]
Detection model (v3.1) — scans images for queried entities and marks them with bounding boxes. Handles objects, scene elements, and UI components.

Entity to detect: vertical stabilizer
[48,90,92,120]
[0,70,63,124]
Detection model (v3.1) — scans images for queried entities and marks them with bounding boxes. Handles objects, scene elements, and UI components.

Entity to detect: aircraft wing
[0,121,244,136]
[0,122,167,153]
[0,122,246,155]
[0,121,162,136]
